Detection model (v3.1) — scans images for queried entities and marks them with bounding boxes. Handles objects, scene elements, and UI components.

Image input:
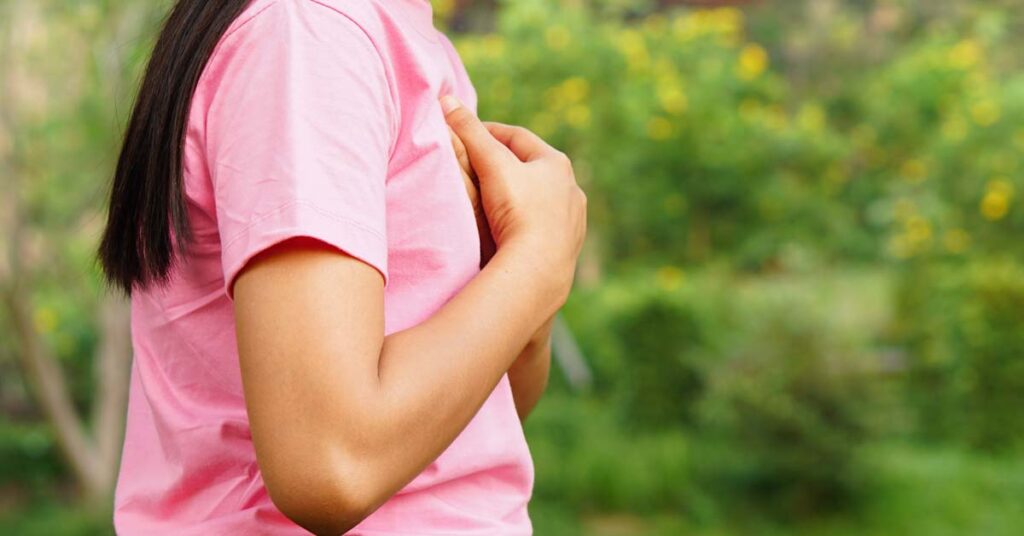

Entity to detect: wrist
[491,241,571,318]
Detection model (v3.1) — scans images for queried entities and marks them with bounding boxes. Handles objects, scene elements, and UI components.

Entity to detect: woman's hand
[442,95,587,303]
[449,126,497,267]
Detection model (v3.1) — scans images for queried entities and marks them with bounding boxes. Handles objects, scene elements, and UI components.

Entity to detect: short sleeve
[203,1,395,300]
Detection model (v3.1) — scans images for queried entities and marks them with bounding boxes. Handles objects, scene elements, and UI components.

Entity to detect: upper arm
[205,0,394,299]
[232,237,384,532]
[202,2,395,530]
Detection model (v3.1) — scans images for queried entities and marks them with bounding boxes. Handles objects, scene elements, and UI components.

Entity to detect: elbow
[262,449,381,535]
[274,488,372,536]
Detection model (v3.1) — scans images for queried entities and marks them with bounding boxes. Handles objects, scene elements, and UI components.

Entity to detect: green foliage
[694,299,877,520]
[564,272,729,429]
[0,502,112,536]
[0,420,63,488]
[564,269,890,522]
[893,259,1024,451]
[526,394,693,514]
[459,1,856,269]
[460,1,1024,271]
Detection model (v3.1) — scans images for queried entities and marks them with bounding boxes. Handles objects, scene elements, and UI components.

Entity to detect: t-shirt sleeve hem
[220,199,389,301]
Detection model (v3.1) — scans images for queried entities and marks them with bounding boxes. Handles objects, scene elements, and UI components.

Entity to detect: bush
[525,393,695,515]
[563,270,733,430]
[564,269,888,521]
[893,259,1024,451]
[693,288,881,521]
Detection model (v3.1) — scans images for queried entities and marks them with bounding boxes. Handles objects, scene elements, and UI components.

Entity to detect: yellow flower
[736,44,768,81]
[657,84,688,115]
[797,103,826,132]
[980,177,1013,221]
[900,159,929,184]
[970,99,1000,126]
[948,39,981,70]
[656,266,685,291]
[943,229,970,254]
[989,177,1014,196]
[482,35,506,57]
[545,78,589,112]
[712,7,743,37]
[34,307,58,334]
[617,29,649,72]
[981,191,1009,220]
[672,15,699,42]
[560,77,589,103]
[905,216,933,244]
[646,116,674,140]
[545,25,571,50]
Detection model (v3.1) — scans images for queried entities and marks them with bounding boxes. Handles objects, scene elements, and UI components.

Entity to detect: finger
[441,96,511,177]
[482,121,557,162]
[448,126,475,181]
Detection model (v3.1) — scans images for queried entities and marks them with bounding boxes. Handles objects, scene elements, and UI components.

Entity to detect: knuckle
[509,126,530,146]
[553,151,573,171]
[512,125,533,138]
[449,111,475,131]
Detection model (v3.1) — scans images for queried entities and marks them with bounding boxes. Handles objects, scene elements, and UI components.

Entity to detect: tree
[0,0,152,503]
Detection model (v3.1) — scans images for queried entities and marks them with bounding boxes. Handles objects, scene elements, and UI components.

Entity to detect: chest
[380,40,481,328]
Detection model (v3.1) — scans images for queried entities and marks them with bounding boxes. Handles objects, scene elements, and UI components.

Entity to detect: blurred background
[2,0,1024,534]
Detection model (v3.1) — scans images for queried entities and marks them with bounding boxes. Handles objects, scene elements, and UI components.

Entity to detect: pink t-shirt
[112,0,534,534]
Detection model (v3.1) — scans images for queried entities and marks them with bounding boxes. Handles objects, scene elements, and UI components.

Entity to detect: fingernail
[440,95,462,115]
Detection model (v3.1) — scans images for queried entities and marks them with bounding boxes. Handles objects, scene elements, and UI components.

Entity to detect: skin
[450,122,556,422]
[232,96,587,535]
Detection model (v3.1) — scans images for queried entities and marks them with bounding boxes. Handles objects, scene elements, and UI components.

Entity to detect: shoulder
[203,0,398,95]
[219,0,388,51]
[194,0,401,160]
[199,0,398,104]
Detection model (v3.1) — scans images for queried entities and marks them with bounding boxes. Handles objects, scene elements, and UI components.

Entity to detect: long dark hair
[98,0,252,295]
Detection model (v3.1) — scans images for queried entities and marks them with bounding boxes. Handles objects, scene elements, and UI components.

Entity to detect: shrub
[893,259,1024,451]
[694,293,879,520]
[563,270,733,430]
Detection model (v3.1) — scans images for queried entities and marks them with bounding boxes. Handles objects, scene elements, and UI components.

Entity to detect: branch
[4,279,106,498]
[91,293,132,492]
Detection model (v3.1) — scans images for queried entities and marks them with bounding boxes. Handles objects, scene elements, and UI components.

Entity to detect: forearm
[348,244,565,505]
[508,318,554,422]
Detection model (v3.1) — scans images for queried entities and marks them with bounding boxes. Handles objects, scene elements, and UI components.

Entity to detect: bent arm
[233,237,563,535]
[507,316,554,422]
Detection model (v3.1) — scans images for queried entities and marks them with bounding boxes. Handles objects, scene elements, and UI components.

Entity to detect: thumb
[440,96,510,177]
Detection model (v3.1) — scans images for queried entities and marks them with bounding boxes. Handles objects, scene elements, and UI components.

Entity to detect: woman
[97,0,586,534]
